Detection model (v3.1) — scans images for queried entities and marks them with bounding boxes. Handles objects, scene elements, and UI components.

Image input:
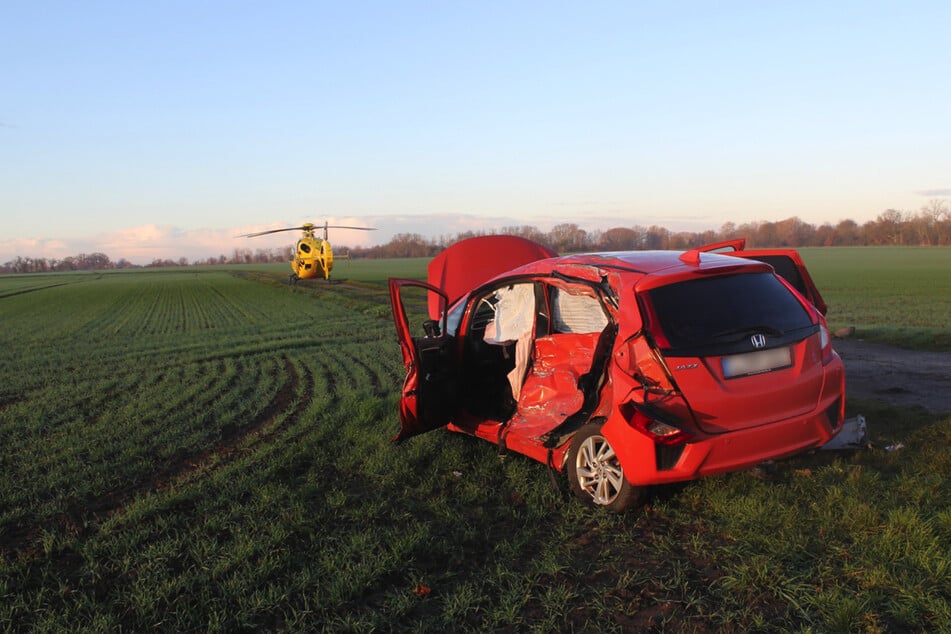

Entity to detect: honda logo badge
[750,334,767,349]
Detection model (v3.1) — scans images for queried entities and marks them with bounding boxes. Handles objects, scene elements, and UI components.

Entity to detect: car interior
[459,280,614,433]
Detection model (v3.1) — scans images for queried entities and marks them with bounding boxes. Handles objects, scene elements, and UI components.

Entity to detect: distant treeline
[4,203,950,274]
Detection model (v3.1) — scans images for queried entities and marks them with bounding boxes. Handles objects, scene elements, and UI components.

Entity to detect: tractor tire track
[2,355,311,560]
[0,281,76,300]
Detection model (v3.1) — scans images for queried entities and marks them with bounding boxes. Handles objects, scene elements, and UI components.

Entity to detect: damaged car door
[388,278,457,442]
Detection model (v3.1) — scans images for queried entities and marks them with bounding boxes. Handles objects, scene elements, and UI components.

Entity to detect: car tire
[567,423,643,512]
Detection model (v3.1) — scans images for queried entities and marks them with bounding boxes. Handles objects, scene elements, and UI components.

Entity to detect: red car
[389,236,846,511]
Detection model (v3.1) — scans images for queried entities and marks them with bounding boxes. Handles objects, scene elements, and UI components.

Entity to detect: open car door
[698,239,828,315]
[388,278,458,442]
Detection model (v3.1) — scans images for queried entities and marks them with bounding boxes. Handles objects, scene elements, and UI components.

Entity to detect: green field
[799,247,951,350]
[1,250,949,632]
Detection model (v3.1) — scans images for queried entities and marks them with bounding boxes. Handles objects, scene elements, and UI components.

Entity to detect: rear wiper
[711,325,784,341]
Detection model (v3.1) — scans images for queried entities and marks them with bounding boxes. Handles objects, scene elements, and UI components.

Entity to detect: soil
[832,337,951,413]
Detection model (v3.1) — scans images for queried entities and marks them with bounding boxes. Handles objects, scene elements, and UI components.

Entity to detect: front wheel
[567,423,644,512]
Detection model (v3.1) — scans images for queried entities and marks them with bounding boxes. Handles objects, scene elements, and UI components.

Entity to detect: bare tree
[598,227,639,250]
[921,199,949,245]
[549,223,588,253]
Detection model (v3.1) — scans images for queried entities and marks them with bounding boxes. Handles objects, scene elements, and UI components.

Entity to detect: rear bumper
[688,408,837,479]
[612,407,837,485]
[606,359,845,485]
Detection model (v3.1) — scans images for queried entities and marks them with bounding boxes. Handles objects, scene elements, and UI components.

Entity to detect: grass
[799,246,951,351]
[0,250,949,632]
[210,257,432,284]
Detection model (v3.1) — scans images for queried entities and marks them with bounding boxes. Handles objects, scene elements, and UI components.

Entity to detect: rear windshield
[645,272,813,349]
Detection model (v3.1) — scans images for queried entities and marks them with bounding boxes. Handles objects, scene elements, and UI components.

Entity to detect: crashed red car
[389,235,846,511]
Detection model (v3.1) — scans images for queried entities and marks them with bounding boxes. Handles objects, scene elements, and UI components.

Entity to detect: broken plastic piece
[821,415,867,450]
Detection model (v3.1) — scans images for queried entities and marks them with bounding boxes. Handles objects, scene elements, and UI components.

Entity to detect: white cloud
[1,213,722,266]
[0,237,73,262]
[1,220,382,265]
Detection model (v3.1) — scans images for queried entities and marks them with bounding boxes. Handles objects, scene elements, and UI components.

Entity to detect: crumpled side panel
[513,332,601,438]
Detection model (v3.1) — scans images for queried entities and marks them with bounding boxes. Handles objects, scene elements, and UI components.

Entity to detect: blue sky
[2,1,949,264]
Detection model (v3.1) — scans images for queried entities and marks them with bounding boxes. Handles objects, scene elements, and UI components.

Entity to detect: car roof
[433,237,774,311]
[508,249,770,279]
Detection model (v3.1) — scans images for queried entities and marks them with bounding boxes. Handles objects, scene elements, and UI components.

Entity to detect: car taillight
[819,321,834,365]
[620,401,693,446]
[618,334,675,394]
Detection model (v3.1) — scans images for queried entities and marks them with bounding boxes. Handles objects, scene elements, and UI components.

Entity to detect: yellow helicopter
[239,221,376,282]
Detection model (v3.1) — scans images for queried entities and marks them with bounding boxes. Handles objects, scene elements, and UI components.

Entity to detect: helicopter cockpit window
[299,242,311,253]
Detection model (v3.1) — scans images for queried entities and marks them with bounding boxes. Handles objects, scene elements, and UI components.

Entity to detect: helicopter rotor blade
[318,222,377,240]
[237,226,308,238]
[238,223,376,239]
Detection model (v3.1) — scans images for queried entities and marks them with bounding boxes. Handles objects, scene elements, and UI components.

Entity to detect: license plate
[721,347,792,378]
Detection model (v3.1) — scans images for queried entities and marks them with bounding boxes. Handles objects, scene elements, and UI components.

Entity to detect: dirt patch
[833,337,951,413]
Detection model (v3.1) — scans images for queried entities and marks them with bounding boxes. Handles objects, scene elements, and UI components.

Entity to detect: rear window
[646,272,813,349]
